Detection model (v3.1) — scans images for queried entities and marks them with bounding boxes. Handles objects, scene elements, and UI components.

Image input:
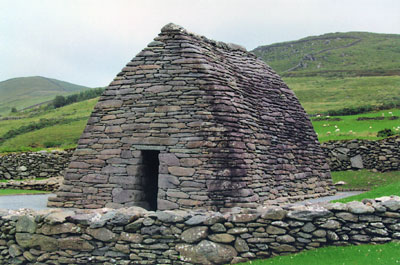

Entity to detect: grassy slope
[253,32,400,76]
[0,76,89,115]
[252,32,400,115]
[0,98,97,152]
[285,76,400,114]
[238,242,400,265]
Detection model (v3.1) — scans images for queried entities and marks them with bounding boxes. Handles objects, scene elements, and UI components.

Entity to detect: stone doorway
[141,150,160,211]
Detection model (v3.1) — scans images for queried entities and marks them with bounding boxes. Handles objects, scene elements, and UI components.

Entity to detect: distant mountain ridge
[252,32,400,77]
[0,76,89,115]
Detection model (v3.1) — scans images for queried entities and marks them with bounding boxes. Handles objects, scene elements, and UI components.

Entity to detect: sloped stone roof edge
[161,22,249,54]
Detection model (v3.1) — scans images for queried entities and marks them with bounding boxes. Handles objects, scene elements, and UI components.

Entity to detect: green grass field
[0,189,49,196]
[331,170,400,202]
[331,170,400,190]
[237,242,400,265]
[311,108,400,142]
[334,181,400,203]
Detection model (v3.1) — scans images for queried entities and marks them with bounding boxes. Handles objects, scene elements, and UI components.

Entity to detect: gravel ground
[0,194,56,210]
[0,191,365,210]
[292,191,364,205]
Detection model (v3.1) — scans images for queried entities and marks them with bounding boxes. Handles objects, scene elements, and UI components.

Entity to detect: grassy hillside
[253,32,400,114]
[0,98,97,152]
[253,32,400,77]
[0,76,89,115]
[286,76,400,114]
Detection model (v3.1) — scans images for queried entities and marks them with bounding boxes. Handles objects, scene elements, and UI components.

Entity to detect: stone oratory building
[49,23,335,211]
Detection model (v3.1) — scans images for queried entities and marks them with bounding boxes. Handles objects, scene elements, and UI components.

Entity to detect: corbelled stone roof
[49,23,335,210]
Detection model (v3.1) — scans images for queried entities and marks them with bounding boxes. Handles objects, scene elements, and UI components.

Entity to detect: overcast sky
[1,0,399,87]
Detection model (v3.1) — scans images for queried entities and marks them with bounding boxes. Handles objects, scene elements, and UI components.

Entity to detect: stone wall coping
[2,195,398,223]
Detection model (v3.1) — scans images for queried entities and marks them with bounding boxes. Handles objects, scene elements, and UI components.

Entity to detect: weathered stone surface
[210,223,226,232]
[181,226,208,243]
[9,244,22,257]
[234,237,249,252]
[58,237,94,251]
[350,155,363,169]
[347,201,375,214]
[261,207,287,220]
[176,240,237,265]
[381,199,400,211]
[16,216,36,233]
[208,233,235,243]
[168,166,195,177]
[185,215,208,225]
[230,213,259,223]
[119,232,143,243]
[336,212,358,222]
[157,199,179,210]
[276,235,295,243]
[320,220,341,230]
[287,209,332,221]
[16,233,58,251]
[271,244,297,252]
[266,225,286,234]
[38,223,81,235]
[86,228,117,242]
[96,100,123,109]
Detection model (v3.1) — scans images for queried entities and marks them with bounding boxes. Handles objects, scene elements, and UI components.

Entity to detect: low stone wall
[0,177,62,192]
[0,196,399,264]
[0,150,72,180]
[321,136,400,172]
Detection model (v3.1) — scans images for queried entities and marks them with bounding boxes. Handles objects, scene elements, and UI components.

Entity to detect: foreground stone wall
[321,136,400,172]
[1,196,399,264]
[0,150,72,180]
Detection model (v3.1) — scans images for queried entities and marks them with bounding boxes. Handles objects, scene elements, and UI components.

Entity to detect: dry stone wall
[1,197,399,264]
[321,136,400,172]
[0,177,62,192]
[0,150,72,180]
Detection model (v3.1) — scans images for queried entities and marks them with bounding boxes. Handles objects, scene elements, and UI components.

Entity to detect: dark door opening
[142,150,160,211]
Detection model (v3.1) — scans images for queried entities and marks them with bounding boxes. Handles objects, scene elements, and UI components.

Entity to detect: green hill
[0,76,89,115]
[252,31,400,77]
[252,32,400,114]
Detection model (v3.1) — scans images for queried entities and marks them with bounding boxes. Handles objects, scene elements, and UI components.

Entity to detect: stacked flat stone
[1,197,400,264]
[50,23,335,210]
[0,150,72,180]
[322,136,400,172]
